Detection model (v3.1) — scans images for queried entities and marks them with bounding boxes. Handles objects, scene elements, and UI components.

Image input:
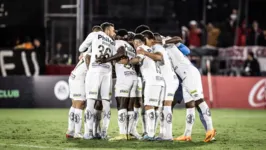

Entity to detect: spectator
[258,30,266,46]
[14,36,34,50]
[33,38,45,74]
[51,42,68,64]
[181,26,189,45]
[236,21,248,46]
[188,20,201,48]
[247,21,262,45]
[206,23,220,47]
[243,52,261,76]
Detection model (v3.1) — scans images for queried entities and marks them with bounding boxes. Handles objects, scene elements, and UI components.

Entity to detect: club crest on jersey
[98,35,115,46]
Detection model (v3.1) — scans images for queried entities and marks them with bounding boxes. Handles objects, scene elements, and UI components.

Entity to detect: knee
[163,100,172,106]
[185,101,195,108]
[75,101,85,109]
[94,100,103,110]
[116,97,128,110]
[134,98,141,108]
[195,98,204,106]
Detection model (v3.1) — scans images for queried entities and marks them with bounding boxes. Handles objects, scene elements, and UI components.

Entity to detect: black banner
[0,76,185,108]
[0,49,40,76]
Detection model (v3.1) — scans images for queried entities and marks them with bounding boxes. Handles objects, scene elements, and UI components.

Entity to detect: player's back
[114,40,137,81]
[89,31,115,73]
[152,44,178,83]
[138,45,164,86]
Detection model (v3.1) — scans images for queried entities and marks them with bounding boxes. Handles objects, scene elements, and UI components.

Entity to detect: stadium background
[0,0,266,149]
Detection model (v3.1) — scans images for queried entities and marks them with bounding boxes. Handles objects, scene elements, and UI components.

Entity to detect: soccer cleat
[142,135,155,141]
[66,130,74,139]
[142,132,148,137]
[74,133,83,139]
[130,131,142,140]
[101,131,108,140]
[83,133,94,140]
[173,135,192,141]
[93,133,102,139]
[109,134,127,141]
[204,129,216,142]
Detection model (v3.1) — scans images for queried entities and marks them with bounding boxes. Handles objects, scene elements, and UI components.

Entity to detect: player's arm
[79,32,95,52]
[129,54,144,65]
[138,47,163,61]
[85,54,91,68]
[97,46,127,63]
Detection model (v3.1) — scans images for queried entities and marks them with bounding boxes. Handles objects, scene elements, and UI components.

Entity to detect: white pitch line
[0,143,81,150]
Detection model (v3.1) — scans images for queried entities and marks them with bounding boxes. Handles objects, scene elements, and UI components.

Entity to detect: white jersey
[152,44,178,83]
[137,45,164,86]
[164,44,192,80]
[114,40,137,83]
[70,53,87,80]
[79,31,115,73]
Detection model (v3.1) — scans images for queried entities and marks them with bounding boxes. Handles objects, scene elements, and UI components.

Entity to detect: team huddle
[66,22,216,142]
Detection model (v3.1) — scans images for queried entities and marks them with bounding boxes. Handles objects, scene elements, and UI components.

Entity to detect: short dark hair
[116,29,128,37]
[141,30,155,40]
[133,34,146,43]
[135,25,150,34]
[92,25,102,32]
[127,31,136,41]
[248,51,254,58]
[100,22,114,31]
[153,33,162,41]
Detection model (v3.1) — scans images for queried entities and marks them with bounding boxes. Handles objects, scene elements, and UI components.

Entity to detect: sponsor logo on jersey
[89,91,97,95]
[156,76,164,81]
[73,94,82,97]
[167,93,174,97]
[124,71,136,76]
[149,98,158,102]
[120,90,129,93]
[92,62,110,69]
[248,79,266,107]
[0,89,20,98]
[54,80,69,101]
[98,34,115,46]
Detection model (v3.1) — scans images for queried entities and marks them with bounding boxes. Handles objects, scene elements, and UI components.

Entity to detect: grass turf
[0,109,265,150]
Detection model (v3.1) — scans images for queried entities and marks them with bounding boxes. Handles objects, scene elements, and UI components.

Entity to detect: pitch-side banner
[202,76,266,109]
[219,46,266,71]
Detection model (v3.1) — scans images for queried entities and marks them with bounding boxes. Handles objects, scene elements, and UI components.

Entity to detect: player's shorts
[143,83,164,107]
[136,77,143,98]
[182,66,204,103]
[115,80,138,98]
[68,74,86,101]
[85,72,112,100]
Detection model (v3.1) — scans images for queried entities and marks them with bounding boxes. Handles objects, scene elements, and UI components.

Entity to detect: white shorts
[115,80,138,98]
[68,75,86,101]
[85,72,112,100]
[143,84,164,107]
[136,77,143,98]
[182,66,204,103]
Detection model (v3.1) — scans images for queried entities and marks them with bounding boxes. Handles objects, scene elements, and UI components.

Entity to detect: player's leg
[84,72,101,139]
[100,72,113,139]
[109,84,130,140]
[143,85,162,141]
[74,100,85,138]
[93,100,102,139]
[173,88,195,141]
[140,80,147,136]
[193,71,216,142]
[157,83,178,141]
[66,100,75,138]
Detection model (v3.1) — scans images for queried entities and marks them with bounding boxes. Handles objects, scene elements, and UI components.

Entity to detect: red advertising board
[202,76,266,109]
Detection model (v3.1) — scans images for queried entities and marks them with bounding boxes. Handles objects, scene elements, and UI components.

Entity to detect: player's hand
[79,53,83,60]
[136,47,146,55]
[96,57,107,64]
[118,57,129,65]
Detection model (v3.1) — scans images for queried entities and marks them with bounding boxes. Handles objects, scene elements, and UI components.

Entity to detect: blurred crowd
[181,9,266,49]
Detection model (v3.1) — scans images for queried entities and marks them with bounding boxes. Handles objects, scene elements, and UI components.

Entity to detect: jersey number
[96,45,111,59]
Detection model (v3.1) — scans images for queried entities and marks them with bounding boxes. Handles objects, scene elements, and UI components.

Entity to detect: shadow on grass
[66,139,209,149]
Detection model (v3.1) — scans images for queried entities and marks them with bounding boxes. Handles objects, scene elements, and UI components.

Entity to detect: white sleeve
[153,44,164,54]
[78,32,96,53]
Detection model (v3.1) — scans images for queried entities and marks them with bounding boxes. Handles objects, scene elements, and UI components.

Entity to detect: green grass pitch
[0,109,265,150]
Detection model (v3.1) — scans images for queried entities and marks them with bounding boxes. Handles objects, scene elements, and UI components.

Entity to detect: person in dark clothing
[243,52,261,76]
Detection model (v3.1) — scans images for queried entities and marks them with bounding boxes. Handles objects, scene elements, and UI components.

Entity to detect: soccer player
[66,26,103,139]
[129,34,165,140]
[139,30,179,141]
[109,29,141,140]
[66,46,88,139]
[79,22,116,140]
[163,39,216,142]
[134,25,150,136]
